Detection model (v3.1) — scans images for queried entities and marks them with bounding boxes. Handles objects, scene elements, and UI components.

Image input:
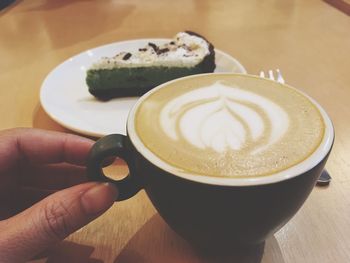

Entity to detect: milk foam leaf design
[179,102,247,152]
[160,82,289,154]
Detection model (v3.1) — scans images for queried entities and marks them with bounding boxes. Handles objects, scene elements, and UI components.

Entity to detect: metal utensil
[259,69,331,186]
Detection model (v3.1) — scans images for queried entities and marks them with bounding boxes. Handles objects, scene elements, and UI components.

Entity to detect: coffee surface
[134,74,325,178]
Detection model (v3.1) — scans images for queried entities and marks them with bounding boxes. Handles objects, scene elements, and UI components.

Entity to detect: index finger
[0,128,95,166]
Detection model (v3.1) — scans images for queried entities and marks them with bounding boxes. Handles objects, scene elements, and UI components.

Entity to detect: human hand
[0,128,118,262]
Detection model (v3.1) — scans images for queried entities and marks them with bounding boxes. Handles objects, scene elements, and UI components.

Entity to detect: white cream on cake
[91,32,210,70]
[160,81,289,154]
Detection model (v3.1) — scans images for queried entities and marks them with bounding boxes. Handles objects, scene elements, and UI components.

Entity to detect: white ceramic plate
[40,39,247,137]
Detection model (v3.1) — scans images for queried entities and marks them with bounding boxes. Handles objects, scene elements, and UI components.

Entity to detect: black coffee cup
[87,73,334,250]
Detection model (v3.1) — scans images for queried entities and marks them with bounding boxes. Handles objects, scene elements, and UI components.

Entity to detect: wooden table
[1,0,350,262]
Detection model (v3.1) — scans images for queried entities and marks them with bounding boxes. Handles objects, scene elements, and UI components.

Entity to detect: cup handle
[87,134,142,201]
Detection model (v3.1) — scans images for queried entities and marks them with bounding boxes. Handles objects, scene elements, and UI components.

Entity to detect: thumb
[0,182,118,262]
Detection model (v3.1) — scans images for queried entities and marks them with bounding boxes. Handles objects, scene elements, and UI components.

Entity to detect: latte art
[160,82,289,154]
[134,74,325,178]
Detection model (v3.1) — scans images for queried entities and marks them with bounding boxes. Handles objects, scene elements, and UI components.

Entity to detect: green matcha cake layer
[86,31,216,100]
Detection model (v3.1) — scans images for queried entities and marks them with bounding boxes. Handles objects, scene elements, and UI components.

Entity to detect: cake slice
[86,31,216,100]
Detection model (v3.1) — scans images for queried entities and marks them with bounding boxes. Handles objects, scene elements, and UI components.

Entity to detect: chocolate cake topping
[91,31,216,72]
[123,53,132,60]
[148,42,158,52]
[157,48,169,55]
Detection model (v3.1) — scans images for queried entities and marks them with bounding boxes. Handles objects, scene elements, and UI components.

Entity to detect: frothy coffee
[133,74,325,178]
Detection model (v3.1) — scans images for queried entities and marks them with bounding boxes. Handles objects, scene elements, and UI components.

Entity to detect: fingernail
[81,183,118,215]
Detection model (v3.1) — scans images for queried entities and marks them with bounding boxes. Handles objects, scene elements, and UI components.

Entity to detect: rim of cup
[128,73,334,186]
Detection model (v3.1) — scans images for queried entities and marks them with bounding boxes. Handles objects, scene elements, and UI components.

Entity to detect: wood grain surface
[1,0,350,262]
